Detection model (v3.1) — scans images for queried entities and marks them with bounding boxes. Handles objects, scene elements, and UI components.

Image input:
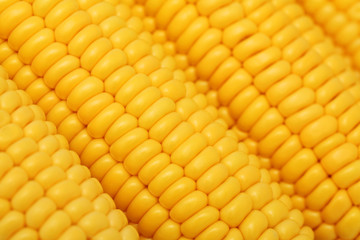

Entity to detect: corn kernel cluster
[0,66,138,239]
[112,1,360,239]
[300,0,360,70]
[1,0,360,240]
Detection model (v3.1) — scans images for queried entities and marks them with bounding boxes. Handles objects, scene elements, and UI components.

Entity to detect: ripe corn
[121,0,360,239]
[109,1,258,152]
[299,0,360,69]
[0,0,314,239]
[2,0,360,239]
[0,66,139,239]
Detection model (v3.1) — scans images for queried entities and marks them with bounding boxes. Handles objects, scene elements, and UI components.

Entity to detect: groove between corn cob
[0,65,139,239]
[110,0,360,239]
[0,0,313,239]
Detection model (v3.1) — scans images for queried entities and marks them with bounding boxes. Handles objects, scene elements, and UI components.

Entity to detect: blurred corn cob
[299,0,360,70]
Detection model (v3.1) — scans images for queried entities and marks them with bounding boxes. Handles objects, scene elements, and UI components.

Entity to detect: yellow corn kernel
[0,69,138,239]
[133,0,360,238]
[7,0,360,239]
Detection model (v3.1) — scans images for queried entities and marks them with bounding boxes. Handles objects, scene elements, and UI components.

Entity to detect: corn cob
[0,0,313,239]
[109,1,257,156]
[0,66,139,239]
[113,1,250,142]
[104,1,275,156]
[299,0,360,69]
[116,0,360,239]
[109,1,257,158]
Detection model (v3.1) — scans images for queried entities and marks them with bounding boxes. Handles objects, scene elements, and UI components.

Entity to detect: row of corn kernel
[243,1,360,236]
[101,0,305,167]
[105,0,360,129]
[141,0,360,142]
[109,0,259,154]
[234,1,358,147]
[126,0,277,161]
[0,66,138,240]
[0,55,310,237]
[0,0,230,172]
[62,0,250,150]
[88,1,192,104]
[255,0,360,208]
[15,0,308,238]
[0,44,62,116]
[2,0,236,220]
[299,0,360,69]
[115,2,245,132]
[237,6,360,240]
[129,0,306,156]
[144,0,358,163]
[0,0,310,239]
[107,1,234,113]
[62,0,263,168]
[242,7,355,240]
[0,2,170,240]
[120,0,279,155]
[0,76,124,237]
[24,0,290,225]
[242,0,356,158]
[111,1,259,153]
[108,5,282,232]
[112,1,360,240]
[134,0,358,153]
[135,0,360,239]
[268,0,360,223]
[0,0,237,167]
[124,0,262,152]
